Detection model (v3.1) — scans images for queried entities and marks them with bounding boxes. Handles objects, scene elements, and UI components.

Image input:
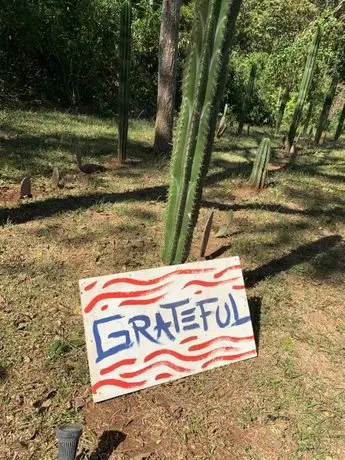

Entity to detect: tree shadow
[0,366,8,381]
[244,235,342,288]
[88,430,126,460]
[248,297,261,350]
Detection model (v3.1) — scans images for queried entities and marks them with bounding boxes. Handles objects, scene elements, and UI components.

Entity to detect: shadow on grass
[0,162,251,225]
[202,200,345,220]
[248,297,261,350]
[244,235,342,288]
[88,431,126,460]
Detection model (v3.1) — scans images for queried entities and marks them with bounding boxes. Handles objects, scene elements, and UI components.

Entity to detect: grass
[1,109,345,459]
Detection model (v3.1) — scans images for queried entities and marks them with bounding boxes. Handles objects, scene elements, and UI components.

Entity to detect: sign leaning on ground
[79,256,257,403]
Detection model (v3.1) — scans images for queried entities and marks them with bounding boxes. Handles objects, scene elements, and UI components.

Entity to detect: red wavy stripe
[189,335,254,351]
[100,358,137,376]
[119,294,166,307]
[144,346,237,363]
[155,373,173,381]
[92,378,146,393]
[84,282,169,313]
[232,285,245,290]
[179,336,198,345]
[84,281,97,291]
[102,268,216,288]
[202,350,257,369]
[120,361,191,379]
[214,264,242,279]
[183,277,240,289]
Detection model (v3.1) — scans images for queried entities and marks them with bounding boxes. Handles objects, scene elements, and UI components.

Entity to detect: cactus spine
[334,104,345,140]
[275,88,289,134]
[287,26,321,152]
[237,63,257,136]
[249,138,271,189]
[162,0,242,265]
[314,73,338,145]
[118,0,132,164]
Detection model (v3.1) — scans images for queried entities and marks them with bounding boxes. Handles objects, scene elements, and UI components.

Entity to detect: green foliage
[249,138,271,189]
[287,25,321,150]
[118,0,132,163]
[163,0,242,265]
[314,72,338,144]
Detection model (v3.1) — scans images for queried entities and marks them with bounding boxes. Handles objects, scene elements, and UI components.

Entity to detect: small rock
[23,356,31,364]
[11,395,24,406]
[74,397,86,409]
[66,400,73,410]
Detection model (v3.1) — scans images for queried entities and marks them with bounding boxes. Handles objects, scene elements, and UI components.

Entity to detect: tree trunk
[154,0,182,155]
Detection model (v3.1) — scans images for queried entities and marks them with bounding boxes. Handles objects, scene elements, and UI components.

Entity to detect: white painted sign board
[79,256,257,402]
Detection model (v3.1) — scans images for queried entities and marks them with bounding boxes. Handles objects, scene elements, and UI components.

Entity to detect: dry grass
[1,109,345,459]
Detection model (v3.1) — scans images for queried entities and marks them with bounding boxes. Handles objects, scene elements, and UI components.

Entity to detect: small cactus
[118,0,132,164]
[275,88,289,134]
[249,138,271,189]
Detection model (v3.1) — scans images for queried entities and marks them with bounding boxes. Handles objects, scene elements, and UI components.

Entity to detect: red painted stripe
[100,358,137,376]
[232,285,245,290]
[102,268,216,289]
[92,378,146,393]
[202,350,257,369]
[189,335,254,352]
[214,265,242,279]
[179,336,198,345]
[120,361,191,379]
[84,281,97,291]
[195,290,203,295]
[144,346,237,363]
[183,277,240,289]
[84,283,169,313]
[155,373,173,381]
[119,294,166,307]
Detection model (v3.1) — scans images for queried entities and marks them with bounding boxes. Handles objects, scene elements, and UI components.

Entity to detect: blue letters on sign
[93,315,133,363]
[92,292,250,363]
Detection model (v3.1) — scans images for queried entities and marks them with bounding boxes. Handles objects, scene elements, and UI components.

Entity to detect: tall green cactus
[237,63,257,136]
[118,0,132,164]
[314,73,338,145]
[162,0,242,265]
[335,104,345,141]
[275,88,289,134]
[287,25,321,152]
[249,138,271,189]
[303,101,313,135]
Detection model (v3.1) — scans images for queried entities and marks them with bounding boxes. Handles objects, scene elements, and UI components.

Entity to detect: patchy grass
[1,109,345,459]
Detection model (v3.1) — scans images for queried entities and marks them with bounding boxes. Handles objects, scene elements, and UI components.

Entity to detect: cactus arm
[249,138,271,189]
[287,25,321,150]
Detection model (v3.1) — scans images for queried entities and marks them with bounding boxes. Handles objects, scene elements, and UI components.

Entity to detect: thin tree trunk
[154,0,182,155]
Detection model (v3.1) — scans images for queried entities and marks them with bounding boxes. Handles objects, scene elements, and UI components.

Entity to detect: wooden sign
[79,257,257,403]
